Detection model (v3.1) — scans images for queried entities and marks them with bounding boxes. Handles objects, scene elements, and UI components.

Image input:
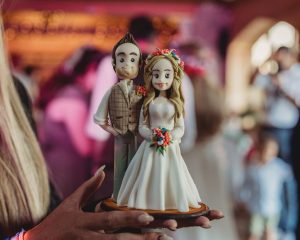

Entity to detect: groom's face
[115,43,140,80]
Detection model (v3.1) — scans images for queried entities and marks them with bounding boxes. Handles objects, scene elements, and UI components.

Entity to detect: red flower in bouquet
[135,85,147,97]
[163,131,172,146]
[151,127,173,155]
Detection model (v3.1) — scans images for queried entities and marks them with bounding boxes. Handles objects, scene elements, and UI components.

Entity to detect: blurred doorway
[225,18,299,113]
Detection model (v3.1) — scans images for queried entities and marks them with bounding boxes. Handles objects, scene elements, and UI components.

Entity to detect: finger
[206,209,224,220]
[103,232,172,240]
[162,219,177,231]
[81,211,155,230]
[194,216,212,228]
[192,210,224,228]
[175,209,224,229]
[67,166,106,208]
[80,231,106,240]
[148,219,177,231]
[95,202,103,212]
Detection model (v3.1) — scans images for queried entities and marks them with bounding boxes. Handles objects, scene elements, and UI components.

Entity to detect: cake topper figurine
[116,48,203,212]
[94,33,145,200]
[98,39,209,226]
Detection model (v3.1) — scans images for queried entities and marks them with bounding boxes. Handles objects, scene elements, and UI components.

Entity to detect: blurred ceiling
[9,0,238,3]
[3,0,239,12]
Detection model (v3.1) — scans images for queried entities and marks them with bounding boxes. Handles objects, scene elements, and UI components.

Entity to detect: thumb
[67,165,106,209]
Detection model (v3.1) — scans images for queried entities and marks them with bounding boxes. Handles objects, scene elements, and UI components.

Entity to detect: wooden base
[101,198,209,220]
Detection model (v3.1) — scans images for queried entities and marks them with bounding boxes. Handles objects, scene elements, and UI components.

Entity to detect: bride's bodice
[139,96,184,141]
[149,97,175,130]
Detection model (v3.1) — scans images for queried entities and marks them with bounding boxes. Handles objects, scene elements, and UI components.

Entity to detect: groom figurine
[94,33,145,200]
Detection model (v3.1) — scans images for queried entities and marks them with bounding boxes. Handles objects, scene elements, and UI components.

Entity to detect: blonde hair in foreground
[0,18,49,236]
[143,54,184,123]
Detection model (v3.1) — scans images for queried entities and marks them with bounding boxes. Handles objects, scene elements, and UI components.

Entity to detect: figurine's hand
[111,129,119,136]
[101,124,119,136]
[25,168,171,240]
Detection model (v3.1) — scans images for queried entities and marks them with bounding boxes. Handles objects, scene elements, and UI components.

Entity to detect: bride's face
[151,58,174,91]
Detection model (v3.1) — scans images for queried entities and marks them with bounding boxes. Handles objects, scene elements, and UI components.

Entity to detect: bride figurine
[117,49,201,212]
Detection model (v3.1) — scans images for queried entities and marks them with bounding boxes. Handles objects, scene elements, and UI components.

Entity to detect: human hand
[146,209,224,230]
[179,209,224,229]
[25,167,171,240]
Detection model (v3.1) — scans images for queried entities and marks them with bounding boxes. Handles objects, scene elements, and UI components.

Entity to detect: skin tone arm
[25,167,170,240]
[94,89,119,136]
[25,167,223,240]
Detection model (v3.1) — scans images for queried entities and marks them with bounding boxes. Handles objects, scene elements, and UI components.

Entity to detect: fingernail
[138,214,154,223]
[95,165,106,176]
[204,224,212,229]
[158,234,173,240]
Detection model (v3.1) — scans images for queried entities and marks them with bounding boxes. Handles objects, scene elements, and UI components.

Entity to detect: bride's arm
[138,108,153,141]
[171,116,185,141]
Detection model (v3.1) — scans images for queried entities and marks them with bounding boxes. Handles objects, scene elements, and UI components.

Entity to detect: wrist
[22,231,28,240]
[20,223,46,240]
[16,231,27,240]
[23,227,43,240]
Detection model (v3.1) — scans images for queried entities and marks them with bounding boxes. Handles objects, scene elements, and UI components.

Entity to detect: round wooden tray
[101,198,210,220]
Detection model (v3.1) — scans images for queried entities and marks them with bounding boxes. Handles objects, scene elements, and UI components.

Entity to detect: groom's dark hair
[111,32,142,71]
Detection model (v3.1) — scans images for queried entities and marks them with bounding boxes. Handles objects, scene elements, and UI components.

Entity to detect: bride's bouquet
[151,127,172,155]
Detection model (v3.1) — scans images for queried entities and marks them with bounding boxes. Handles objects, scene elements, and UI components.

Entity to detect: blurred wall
[3,2,192,83]
[226,0,300,113]
[231,0,300,38]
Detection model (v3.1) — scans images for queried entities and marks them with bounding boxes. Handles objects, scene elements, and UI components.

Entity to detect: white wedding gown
[117,97,201,212]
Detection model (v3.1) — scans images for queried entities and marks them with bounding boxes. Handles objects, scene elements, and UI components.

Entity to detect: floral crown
[146,48,184,70]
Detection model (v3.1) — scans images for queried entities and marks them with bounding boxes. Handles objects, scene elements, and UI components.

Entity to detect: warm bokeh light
[251,34,271,67]
[3,9,184,83]
[251,21,298,69]
[269,21,297,49]
[227,19,299,114]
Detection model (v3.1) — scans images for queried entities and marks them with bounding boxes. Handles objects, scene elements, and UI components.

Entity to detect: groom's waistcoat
[108,83,143,135]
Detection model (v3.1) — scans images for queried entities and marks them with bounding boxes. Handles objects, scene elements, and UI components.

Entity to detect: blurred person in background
[253,46,300,239]
[239,133,296,240]
[253,46,300,164]
[10,53,39,102]
[37,46,104,198]
[172,64,238,240]
[292,88,300,240]
[266,48,300,240]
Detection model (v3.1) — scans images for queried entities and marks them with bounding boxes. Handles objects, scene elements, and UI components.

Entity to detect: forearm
[139,124,153,141]
[93,89,113,129]
[138,108,152,141]
[273,75,300,108]
[171,117,185,140]
[279,87,300,108]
